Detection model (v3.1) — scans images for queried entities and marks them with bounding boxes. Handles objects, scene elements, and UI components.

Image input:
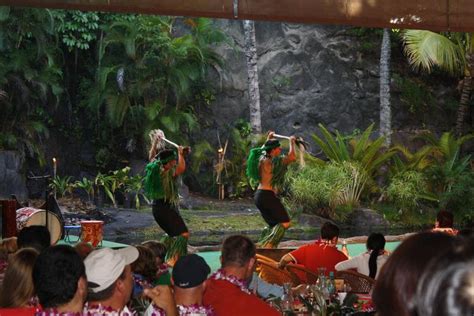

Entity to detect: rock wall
[198,20,456,145]
[0,151,27,200]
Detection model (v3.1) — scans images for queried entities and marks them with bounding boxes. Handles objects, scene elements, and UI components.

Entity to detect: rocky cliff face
[0,151,27,200]
[198,20,456,145]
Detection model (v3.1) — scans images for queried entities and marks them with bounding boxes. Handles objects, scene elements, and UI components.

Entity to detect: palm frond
[402,29,464,76]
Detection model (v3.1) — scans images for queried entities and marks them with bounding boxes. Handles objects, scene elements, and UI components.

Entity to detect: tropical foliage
[402,30,474,135]
[0,7,63,165]
[285,124,473,225]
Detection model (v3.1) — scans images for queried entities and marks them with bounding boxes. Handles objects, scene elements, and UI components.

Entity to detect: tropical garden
[0,6,473,236]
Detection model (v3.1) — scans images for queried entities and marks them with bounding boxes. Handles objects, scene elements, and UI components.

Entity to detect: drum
[16,207,63,245]
[80,220,104,247]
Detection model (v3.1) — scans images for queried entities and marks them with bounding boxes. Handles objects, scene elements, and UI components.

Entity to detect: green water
[198,241,401,272]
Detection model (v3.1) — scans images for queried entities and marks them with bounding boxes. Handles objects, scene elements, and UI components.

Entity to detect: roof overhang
[0,0,472,32]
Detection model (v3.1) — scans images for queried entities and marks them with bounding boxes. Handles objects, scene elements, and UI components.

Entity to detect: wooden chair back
[256,259,294,286]
[285,263,319,285]
[256,253,278,263]
[335,270,375,293]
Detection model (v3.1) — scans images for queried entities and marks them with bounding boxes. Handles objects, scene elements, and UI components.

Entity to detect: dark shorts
[254,189,290,227]
[152,199,188,237]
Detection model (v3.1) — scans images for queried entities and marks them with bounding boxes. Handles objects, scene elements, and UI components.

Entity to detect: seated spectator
[432,210,458,235]
[146,254,213,316]
[278,222,348,274]
[85,246,177,316]
[132,245,158,286]
[33,245,87,314]
[130,245,159,314]
[142,240,171,285]
[0,248,39,308]
[372,232,459,316]
[203,235,280,316]
[74,241,94,259]
[0,237,17,286]
[415,238,474,316]
[17,225,51,252]
[0,237,18,254]
[335,232,388,279]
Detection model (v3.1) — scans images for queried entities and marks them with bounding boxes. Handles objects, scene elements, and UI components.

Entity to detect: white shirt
[334,251,389,279]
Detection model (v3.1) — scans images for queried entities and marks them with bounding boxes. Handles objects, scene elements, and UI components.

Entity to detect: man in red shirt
[203,235,280,316]
[278,222,348,275]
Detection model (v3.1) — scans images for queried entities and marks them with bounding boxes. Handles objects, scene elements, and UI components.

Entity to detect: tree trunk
[379,28,392,146]
[455,53,473,136]
[243,20,262,134]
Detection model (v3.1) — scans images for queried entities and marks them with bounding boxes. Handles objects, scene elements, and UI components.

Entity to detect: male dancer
[246,131,296,248]
[145,135,189,265]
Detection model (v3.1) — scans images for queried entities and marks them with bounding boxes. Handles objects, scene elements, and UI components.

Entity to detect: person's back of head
[141,240,167,266]
[0,247,39,308]
[173,254,210,288]
[320,222,339,241]
[0,237,18,256]
[33,245,86,310]
[372,232,459,316]
[367,233,386,279]
[436,210,454,228]
[221,235,256,268]
[17,225,51,252]
[132,245,157,281]
[415,237,474,316]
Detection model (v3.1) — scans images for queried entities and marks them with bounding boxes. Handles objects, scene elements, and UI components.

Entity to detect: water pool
[198,241,401,272]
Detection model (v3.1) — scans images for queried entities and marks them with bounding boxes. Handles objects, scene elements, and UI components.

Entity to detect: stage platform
[57,234,129,249]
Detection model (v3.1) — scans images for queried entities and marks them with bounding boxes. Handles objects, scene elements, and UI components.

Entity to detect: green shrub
[49,176,74,198]
[386,170,434,213]
[287,162,365,221]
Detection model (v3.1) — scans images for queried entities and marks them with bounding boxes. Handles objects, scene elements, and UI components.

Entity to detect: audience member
[335,232,388,279]
[203,235,279,315]
[85,246,177,316]
[153,254,213,315]
[132,245,158,285]
[0,237,18,254]
[142,240,171,285]
[278,222,347,274]
[17,225,51,252]
[130,245,159,314]
[0,237,18,286]
[0,248,39,308]
[33,245,87,314]
[372,232,459,316]
[415,238,474,316]
[432,210,458,235]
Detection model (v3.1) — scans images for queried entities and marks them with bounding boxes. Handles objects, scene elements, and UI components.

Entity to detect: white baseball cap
[84,246,139,293]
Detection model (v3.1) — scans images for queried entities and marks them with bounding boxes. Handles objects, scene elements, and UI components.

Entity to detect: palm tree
[379,28,392,146]
[88,16,226,142]
[402,30,473,135]
[243,20,262,134]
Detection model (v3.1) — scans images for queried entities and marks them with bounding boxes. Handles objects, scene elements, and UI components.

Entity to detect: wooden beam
[0,0,234,19]
[0,0,473,32]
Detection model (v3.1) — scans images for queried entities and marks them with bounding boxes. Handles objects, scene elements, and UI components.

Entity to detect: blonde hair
[0,247,39,308]
[0,237,18,254]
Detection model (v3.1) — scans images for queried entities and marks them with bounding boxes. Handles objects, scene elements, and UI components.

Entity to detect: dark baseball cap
[172,254,210,288]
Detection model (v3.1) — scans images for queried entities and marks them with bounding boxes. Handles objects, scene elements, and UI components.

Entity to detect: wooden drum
[16,207,63,245]
[80,220,104,247]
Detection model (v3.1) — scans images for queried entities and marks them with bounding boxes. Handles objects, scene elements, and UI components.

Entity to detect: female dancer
[145,134,189,265]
